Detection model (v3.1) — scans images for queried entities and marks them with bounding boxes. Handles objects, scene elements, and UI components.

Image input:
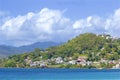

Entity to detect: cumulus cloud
[73,16,106,34]
[0,8,120,46]
[73,8,120,36]
[0,8,71,46]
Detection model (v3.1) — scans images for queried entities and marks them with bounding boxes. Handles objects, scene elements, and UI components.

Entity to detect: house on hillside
[68,60,76,64]
[55,57,63,64]
[76,57,86,66]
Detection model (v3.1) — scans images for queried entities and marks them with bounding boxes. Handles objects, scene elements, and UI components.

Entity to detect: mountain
[0,41,62,57]
[0,45,18,57]
[18,41,62,53]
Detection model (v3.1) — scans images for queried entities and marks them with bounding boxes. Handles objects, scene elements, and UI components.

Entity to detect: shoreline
[0,67,120,70]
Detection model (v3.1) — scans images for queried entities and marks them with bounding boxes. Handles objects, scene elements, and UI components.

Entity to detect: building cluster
[24,56,120,69]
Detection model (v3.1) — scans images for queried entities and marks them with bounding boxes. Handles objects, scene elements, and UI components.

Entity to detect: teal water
[0,68,120,80]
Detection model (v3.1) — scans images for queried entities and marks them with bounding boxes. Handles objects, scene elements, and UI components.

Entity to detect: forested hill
[47,33,120,59]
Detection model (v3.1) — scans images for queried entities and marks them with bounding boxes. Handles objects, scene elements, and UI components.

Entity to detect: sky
[0,0,120,46]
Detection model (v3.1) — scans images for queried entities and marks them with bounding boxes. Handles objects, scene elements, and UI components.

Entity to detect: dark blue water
[0,68,120,80]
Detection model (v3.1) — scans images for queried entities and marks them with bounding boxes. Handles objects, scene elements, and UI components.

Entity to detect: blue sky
[1,0,120,19]
[0,0,120,46]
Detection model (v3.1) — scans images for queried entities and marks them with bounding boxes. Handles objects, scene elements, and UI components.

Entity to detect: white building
[55,57,63,64]
[68,60,76,64]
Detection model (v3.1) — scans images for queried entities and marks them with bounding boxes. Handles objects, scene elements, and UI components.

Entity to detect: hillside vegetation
[47,33,120,59]
[0,33,120,68]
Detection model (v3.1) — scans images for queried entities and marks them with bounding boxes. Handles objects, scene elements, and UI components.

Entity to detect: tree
[4,60,16,67]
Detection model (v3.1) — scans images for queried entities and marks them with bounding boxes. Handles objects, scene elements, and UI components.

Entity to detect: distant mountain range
[0,41,62,57]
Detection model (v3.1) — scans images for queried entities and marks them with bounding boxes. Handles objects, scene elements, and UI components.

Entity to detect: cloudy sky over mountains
[0,0,120,46]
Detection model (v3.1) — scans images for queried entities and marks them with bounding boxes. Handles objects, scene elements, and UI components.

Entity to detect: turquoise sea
[0,68,120,80]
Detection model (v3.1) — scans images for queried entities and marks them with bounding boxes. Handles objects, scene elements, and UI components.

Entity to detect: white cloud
[0,8,120,46]
[73,8,120,36]
[0,8,70,46]
[103,8,120,36]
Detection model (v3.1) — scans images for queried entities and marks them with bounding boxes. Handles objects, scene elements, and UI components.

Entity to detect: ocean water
[0,68,119,80]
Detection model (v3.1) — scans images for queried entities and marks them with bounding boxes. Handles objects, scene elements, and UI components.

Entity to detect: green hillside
[0,33,120,68]
[47,33,120,60]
